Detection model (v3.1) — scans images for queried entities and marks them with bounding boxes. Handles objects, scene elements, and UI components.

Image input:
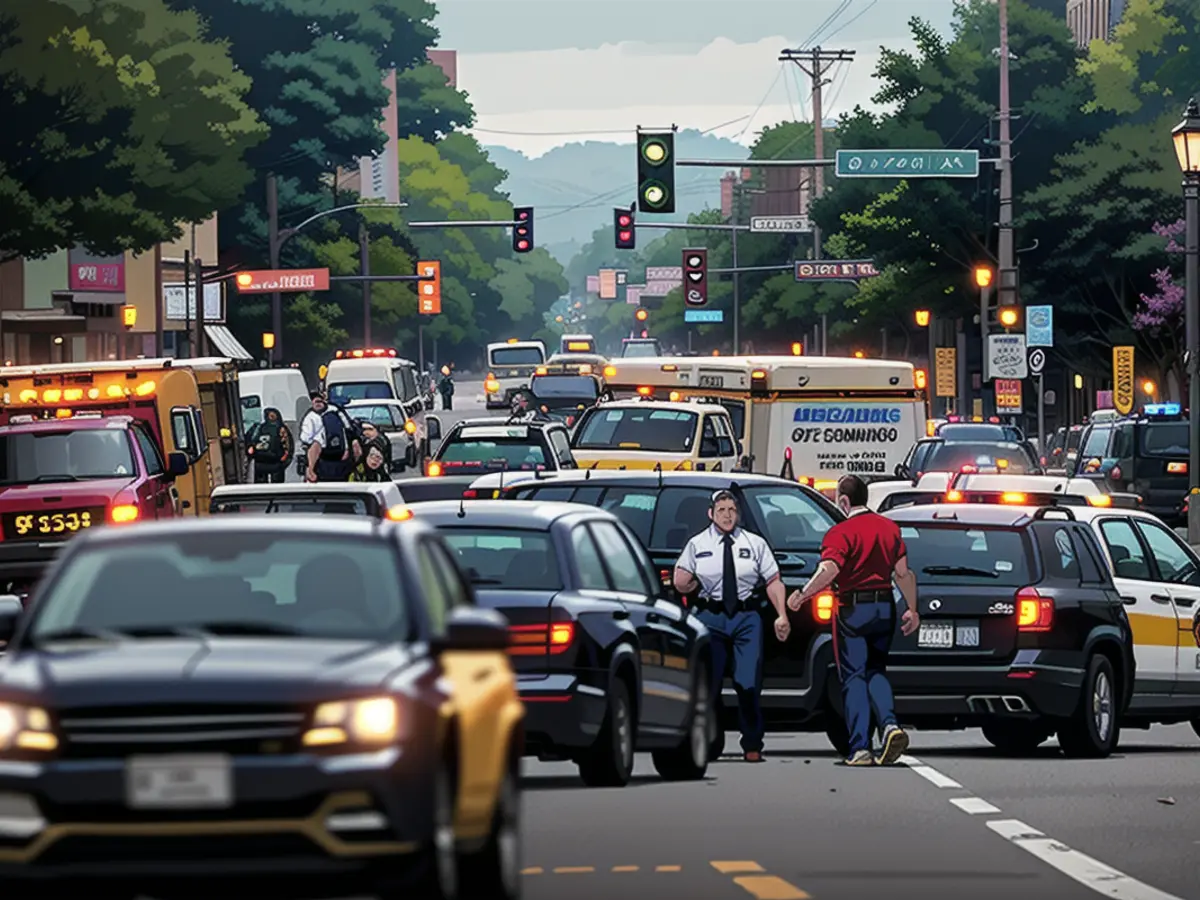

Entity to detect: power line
[469,115,752,140]
[798,0,853,51]
[735,67,784,139]
[820,0,878,44]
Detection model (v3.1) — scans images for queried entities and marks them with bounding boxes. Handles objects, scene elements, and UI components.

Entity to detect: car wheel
[406,762,459,899]
[1058,654,1119,758]
[458,763,520,899]
[577,679,634,787]
[651,665,711,780]
[824,710,851,758]
[981,721,1052,755]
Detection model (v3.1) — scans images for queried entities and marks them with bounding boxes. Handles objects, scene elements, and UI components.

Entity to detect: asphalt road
[520,726,1200,900]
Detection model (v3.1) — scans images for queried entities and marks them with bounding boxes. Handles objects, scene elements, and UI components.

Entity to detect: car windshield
[327,381,393,403]
[621,342,659,357]
[531,375,599,400]
[0,430,136,485]
[349,405,397,426]
[490,347,543,367]
[574,408,698,453]
[241,395,263,429]
[439,439,547,471]
[440,528,561,589]
[924,442,1034,474]
[1081,426,1112,457]
[1140,422,1188,457]
[899,525,1032,586]
[937,424,1022,442]
[29,533,408,643]
[211,494,377,516]
[1066,428,1083,450]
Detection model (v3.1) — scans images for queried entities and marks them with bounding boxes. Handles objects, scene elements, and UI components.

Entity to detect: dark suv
[882,504,1134,757]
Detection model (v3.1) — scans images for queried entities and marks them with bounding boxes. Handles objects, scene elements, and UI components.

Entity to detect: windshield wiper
[922,565,999,578]
[188,621,303,637]
[31,626,127,644]
[28,474,80,483]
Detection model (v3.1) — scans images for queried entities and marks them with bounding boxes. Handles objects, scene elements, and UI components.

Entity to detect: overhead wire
[735,67,784,139]
[819,0,878,45]
[798,0,853,51]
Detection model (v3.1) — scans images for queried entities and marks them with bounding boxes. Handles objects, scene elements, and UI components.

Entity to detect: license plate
[126,755,233,809]
[2,508,103,541]
[917,623,954,648]
[698,375,724,388]
[956,625,980,647]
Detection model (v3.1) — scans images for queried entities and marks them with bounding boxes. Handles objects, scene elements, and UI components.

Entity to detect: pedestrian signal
[682,248,707,306]
[417,260,441,315]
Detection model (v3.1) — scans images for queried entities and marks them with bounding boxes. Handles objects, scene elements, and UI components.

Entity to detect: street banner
[1026,305,1053,347]
[586,275,600,293]
[934,347,957,398]
[995,379,1023,413]
[235,268,329,293]
[1112,346,1135,414]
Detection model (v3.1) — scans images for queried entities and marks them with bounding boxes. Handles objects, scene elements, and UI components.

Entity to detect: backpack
[253,422,285,463]
[319,409,349,461]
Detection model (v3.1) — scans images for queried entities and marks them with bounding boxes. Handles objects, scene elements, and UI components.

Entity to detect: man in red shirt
[788,474,920,765]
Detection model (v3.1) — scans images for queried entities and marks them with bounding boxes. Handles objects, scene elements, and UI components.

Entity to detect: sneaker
[843,749,874,766]
[877,725,909,765]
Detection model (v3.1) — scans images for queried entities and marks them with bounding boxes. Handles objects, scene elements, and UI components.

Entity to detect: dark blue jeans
[834,600,898,754]
[696,609,765,753]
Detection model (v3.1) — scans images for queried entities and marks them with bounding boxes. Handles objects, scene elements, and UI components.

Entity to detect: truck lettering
[791,427,823,443]
[822,427,898,443]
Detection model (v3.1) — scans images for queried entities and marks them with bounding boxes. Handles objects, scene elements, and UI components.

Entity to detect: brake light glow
[426,461,442,477]
[1169,462,1187,474]
[1087,495,1112,507]
[960,465,978,474]
[1000,492,1026,504]
[109,504,139,524]
[945,490,964,502]
[751,369,766,380]
[926,420,936,437]
[659,568,672,587]
[637,386,652,396]
[508,623,575,655]
[1016,587,1053,631]
[813,593,834,623]
[462,489,478,499]
[535,367,548,375]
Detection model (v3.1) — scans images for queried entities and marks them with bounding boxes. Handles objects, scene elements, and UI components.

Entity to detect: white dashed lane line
[899,755,1188,900]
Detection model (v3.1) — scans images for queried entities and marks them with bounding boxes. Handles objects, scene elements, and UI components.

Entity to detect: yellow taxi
[568,397,740,471]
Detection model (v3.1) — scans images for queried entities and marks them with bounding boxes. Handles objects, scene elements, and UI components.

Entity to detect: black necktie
[722,534,738,615]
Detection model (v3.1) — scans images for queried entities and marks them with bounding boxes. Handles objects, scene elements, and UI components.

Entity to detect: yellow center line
[612,865,640,872]
[733,875,810,899]
[712,860,765,874]
[553,866,596,874]
[655,865,682,872]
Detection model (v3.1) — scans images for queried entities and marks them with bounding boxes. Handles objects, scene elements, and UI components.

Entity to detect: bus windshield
[490,346,543,367]
[574,408,698,453]
[328,381,394,403]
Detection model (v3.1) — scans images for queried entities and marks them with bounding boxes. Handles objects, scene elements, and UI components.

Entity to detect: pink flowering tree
[1132,220,1185,400]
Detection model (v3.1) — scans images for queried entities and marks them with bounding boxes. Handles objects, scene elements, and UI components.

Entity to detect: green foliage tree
[0,0,265,261]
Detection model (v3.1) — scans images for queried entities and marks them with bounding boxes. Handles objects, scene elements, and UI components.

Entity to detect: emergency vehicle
[324,348,424,420]
[601,356,925,490]
[483,339,546,409]
[559,334,597,354]
[569,398,739,471]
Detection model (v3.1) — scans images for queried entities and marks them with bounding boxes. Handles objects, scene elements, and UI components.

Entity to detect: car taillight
[427,461,442,477]
[813,593,834,623]
[507,623,575,655]
[960,465,978,474]
[462,489,478,499]
[945,490,964,502]
[1016,586,1053,632]
[1000,491,1026,504]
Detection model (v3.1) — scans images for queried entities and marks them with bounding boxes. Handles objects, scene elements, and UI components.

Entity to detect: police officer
[673,490,791,762]
[788,474,920,766]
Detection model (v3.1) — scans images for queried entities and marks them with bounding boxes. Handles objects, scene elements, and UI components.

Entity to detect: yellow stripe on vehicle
[1126,612,1183,647]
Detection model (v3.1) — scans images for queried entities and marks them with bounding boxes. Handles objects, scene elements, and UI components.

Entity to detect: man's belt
[841,589,894,606]
[694,597,758,614]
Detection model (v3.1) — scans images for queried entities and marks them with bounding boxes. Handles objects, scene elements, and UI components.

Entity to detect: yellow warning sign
[934,348,957,397]
[1112,346,1135,415]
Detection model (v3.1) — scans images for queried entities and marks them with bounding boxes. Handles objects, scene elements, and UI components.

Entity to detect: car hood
[0,638,416,707]
[0,477,136,508]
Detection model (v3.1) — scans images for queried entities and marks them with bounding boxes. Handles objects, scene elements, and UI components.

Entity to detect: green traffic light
[641,182,668,208]
[641,139,669,165]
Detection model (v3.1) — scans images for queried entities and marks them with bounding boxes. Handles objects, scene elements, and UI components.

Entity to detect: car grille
[39,833,323,866]
[56,704,307,759]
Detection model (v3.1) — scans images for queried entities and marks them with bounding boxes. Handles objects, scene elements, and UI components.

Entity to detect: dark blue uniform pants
[834,600,898,754]
[696,609,764,753]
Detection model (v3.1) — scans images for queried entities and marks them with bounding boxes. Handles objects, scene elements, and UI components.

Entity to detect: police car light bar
[335,348,397,359]
[1145,403,1181,416]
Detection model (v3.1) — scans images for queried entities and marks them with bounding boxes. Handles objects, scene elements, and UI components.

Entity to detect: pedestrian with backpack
[246,407,293,483]
[304,392,363,482]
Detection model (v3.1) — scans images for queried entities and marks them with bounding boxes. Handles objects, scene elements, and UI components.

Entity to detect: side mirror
[0,595,22,642]
[736,440,744,458]
[425,415,442,443]
[894,463,910,479]
[167,452,190,477]
[431,607,510,654]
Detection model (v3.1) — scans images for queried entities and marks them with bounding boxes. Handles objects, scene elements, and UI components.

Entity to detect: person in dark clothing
[305,399,362,483]
[246,407,292,483]
[350,444,390,482]
[357,419,393,471]
[438,365,455,410]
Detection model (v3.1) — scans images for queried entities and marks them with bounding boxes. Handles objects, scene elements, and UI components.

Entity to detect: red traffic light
[618,230,632,242]
[516,239,529,251]
[618,214,631,227]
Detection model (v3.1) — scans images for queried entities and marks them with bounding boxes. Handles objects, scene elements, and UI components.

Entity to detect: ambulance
[600,355,925,491]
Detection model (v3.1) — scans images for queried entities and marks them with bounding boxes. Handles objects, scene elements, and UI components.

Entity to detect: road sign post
[1028,346,1047,447]
[835,149,980,178]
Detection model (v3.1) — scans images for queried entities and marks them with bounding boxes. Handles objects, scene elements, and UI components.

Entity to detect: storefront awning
[204,325,254,361]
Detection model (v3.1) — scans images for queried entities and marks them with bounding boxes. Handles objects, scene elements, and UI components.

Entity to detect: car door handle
[1150,594,1172,603]
[1121,596,1137,606]
[612,610,630,620]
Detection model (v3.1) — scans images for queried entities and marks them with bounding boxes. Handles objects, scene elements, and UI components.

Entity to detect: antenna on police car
[654,461,663,489]
[457,494,466,518]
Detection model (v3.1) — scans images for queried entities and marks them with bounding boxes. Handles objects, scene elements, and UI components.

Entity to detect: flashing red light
[960,464,978,474]
[517,240,530,250]
[618,215,631,227]
[619,230,632,241]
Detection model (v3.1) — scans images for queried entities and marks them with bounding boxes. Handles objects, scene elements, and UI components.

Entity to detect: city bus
[600,355,925,491]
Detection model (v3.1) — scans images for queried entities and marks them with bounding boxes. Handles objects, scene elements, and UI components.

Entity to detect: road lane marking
[950,797,1001,815]
[553,866,595,873]
[712,861,766,873]
[988,819,1186,900]
[733,874,811,899]
[907,763,962,788]
[612,866,639,872]
[656,865,682,872]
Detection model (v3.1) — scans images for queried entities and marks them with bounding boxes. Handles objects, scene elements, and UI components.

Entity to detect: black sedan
[0,516,524,899]
[406,500,714,787]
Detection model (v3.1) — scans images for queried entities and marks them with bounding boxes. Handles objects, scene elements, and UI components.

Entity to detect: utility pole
[359,223,371,346]
[997,0,1017,312]
[266,174,281,366]
[182,248,191,359]
[153,242,164,358]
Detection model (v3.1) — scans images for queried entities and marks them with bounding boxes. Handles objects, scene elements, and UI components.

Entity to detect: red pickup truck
[0,414,185,594]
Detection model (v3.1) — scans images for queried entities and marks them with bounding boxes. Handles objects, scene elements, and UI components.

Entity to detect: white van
[239,368,310,436]
[484,340,545,409]
[324,350,423,420]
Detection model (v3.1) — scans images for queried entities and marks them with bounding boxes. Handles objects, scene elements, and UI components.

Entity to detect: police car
[423,416,576,478]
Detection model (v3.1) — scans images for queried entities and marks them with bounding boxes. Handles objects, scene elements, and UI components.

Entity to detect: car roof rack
[1032,506,1075,521]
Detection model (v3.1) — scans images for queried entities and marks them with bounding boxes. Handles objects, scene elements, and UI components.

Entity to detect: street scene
[2,0,1200,899]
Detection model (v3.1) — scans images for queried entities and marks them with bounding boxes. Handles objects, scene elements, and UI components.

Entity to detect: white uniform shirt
[299,409,324,447]
[676,524,780,603]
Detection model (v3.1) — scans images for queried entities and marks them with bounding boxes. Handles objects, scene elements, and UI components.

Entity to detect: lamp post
[915,309,934,415]
[1172,99,1200,543]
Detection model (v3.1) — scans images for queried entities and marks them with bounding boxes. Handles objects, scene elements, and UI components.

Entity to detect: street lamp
[1143,379,1157,396]
[1172,98,1200,541]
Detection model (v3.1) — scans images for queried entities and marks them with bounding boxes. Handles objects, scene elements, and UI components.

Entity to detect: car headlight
[303,697,401,747]
[0,703,57,752]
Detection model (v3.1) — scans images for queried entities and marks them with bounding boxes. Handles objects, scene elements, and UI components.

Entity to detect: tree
[1132,220,1186,397]
[0,0,265,260]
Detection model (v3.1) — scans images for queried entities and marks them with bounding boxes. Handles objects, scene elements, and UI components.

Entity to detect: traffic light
[637,130,675,213]
[974,264,994,288]
[635,308,648,322]
[998,306,1020,328]
[513,207,533,253]
[614,207,635,250]
[682,248,707,305]
[915,369,928,390]
[417,260,441,314]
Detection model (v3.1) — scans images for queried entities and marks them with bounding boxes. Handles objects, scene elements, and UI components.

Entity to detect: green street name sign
[835,149,979,178]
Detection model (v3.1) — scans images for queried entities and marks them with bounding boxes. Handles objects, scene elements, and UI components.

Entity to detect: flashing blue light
[1145,403,1180,416]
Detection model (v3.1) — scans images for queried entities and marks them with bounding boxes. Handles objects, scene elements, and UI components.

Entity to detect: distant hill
[483,129,750,264]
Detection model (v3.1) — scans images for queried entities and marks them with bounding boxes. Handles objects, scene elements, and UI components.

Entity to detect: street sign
[934,347,957,398]
[1113,346,1135,414]
[684,309,724,323]
[794,260,879,281]
[1026,305,1053,346]
[995,379,1023,413]
[625,285,643,306]
[645,266,682,281]
[640,280,679,296]
[1028,347,1046,376]
[598,269,618,300]
[835,149,979,178]
[750,215,811,234]
[234,268,330,294]
[986,333,1027,380]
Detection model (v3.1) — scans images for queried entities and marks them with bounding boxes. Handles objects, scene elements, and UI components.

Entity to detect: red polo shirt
[820,509,906,593]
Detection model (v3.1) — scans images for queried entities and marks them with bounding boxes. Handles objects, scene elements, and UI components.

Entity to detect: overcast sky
[433,0,961,156]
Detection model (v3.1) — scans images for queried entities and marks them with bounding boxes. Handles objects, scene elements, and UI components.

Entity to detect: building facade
[1066,0,1127,47]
